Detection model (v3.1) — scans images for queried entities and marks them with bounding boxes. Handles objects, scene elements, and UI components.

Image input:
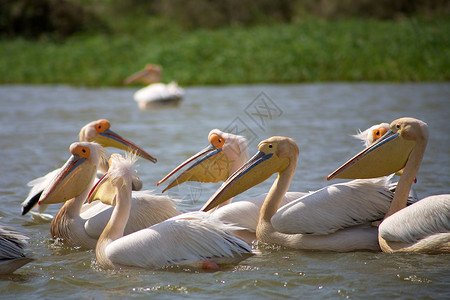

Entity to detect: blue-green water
[0,83,449,299]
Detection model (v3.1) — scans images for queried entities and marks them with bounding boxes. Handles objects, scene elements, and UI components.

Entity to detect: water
[0,83,449,299]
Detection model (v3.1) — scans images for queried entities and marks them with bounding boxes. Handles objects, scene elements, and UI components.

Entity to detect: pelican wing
[0,226,33,274]
[22,168,61,215]
[379,195,450,243]
[105,211,253,269]
[83,202,114,239]
[210,191,307,232]
[0,227,28,259]
[272,178,393,235]
[134,82,184,103]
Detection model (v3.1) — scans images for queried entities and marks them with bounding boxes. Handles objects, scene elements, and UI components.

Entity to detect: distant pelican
[22,119,155,217]
[38,142,179,249]
[328,117,450,254]
[125,64,184,109]
[0,226,33,274]
[89,153,253,270]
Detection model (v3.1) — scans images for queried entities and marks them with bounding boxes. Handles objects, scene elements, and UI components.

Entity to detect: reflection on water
[0,83,449,299]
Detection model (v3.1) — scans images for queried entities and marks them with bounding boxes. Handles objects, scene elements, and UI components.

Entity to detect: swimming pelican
[0,226,34,274]
[88,153,253,269]
[125,64,184,109]
[22,119,155,217]
[158,127,405,246]
[157,129,306,244]
[327,117,450,254]
[200,136,400,252]
[38,142,179,249]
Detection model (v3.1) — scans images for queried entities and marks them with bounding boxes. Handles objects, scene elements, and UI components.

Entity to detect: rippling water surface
[1,83,449,299]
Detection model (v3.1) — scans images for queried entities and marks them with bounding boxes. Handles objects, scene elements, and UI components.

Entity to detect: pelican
[328,117,450,254]
[22,119,155,217]
[125,64,184,109]
[38,142,179,249]
[88,153,253,270]
[157,129,306,244]
[199,136,401,252]
[0,226,34,274]
[158,128,404,247]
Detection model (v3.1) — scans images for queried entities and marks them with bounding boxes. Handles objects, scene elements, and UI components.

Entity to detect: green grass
[1,17,449,86]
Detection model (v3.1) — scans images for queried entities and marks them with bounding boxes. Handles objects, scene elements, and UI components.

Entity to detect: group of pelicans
[1,117,449,274]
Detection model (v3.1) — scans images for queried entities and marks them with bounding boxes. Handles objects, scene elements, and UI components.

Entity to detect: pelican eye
[269,145,273,148]
[96,120,110,133]
[396,124,401,129]
[209,133,225,148]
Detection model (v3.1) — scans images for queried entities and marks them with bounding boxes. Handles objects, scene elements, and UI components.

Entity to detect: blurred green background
[1,0,449,86]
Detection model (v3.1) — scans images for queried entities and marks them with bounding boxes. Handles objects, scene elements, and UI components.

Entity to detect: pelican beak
[39,154,96,205]
[124,68,150,85]
[327,130,416,181]
[157,144,231,193]
[87,172,117,206]
[201,150,285,212]
[94,128,157,163]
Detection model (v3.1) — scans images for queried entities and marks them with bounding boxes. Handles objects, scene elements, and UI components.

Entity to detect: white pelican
[157,129,306,244]
[22,119,155,217]
[88,153,253,270]
[0,226,34,274]
[158,128,404,247]
[125,64,184,109]
[199,136,399,252]
[38,142,179,249]
[328,117,450,254]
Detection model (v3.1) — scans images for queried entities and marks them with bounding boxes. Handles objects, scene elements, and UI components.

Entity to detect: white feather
[106,211,252,269]
[272,178,393,235]
[379,195,450,243]
[134,82,184,109]
[97,154,253,269]
[210,192,307,232]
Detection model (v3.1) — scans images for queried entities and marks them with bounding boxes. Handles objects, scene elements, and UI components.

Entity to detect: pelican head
[87,154,137,206]
[79,119,157,163]
[327,117,428,181]
[38,142,107,205]
[157,129,249,193]
[201,136,298,212]
[124,64,162,85]
[353,123,390,147]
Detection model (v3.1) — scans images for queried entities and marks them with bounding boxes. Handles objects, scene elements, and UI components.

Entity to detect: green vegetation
[1,1,449,86]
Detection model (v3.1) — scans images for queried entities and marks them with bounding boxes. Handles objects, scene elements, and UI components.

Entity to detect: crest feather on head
[108,153,138,185]
[210,129,250,162]
[353,123,389,147]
